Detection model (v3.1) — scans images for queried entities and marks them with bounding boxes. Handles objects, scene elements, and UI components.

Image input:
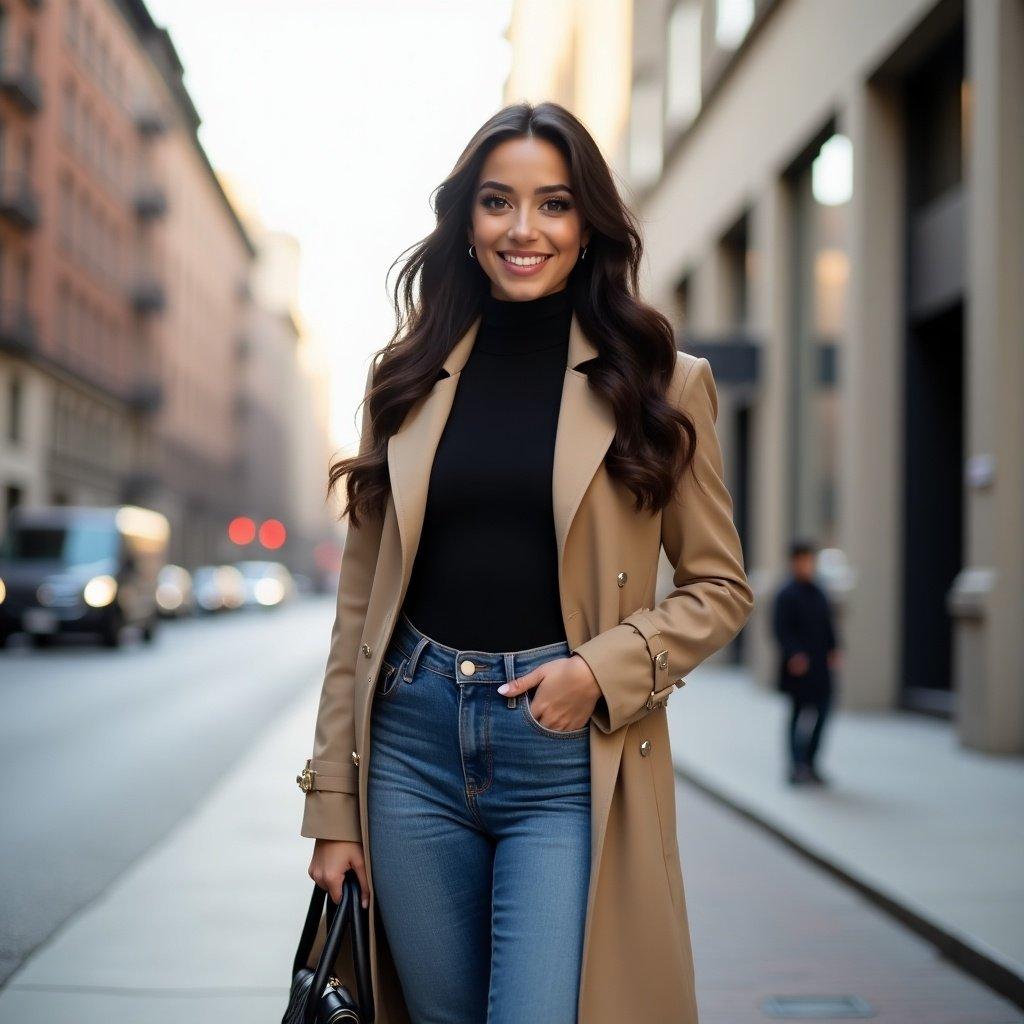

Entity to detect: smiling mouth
[499,253,553,267]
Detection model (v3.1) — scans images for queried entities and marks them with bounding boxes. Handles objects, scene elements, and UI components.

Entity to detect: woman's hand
[308,838,369,909]
[497,654,601,732]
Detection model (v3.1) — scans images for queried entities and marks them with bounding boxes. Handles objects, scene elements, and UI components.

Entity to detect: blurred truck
[0,504,170,648]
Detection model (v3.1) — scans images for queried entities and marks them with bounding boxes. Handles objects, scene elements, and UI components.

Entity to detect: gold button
[640,739,652,757]
[460,659,476,676]
[616,571,627,587]
[351,750,360,766]
[655,650,668,670]
[361,643,372,657]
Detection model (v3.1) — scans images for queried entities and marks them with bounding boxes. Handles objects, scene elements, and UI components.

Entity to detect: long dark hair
[329,101,698,529]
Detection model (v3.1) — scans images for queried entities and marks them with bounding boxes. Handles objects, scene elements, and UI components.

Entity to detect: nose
[508,207,539,241]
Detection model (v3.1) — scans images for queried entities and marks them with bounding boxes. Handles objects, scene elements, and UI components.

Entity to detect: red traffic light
[228,516,256,545]
[259,518,287,550]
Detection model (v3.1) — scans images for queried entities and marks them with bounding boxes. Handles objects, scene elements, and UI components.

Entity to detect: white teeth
[501,253,550,267]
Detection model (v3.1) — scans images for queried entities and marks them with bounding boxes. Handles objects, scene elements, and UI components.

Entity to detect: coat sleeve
[300,361,383,842]
[571,356,755,734]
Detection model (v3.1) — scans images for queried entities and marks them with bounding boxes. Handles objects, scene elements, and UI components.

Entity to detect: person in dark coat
[771,539,842,785]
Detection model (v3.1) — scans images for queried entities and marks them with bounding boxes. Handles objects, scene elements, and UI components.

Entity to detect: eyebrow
[477,180,574,196]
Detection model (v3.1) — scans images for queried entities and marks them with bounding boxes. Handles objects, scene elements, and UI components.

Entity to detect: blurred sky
[144,0,514,451]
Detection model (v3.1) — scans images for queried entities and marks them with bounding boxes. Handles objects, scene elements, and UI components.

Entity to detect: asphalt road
[0,596,336,986]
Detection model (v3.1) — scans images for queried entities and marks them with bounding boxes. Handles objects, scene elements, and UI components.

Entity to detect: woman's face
[468,136,590,302]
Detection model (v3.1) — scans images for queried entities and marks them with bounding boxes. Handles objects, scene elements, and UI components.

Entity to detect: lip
[497,252,553,277]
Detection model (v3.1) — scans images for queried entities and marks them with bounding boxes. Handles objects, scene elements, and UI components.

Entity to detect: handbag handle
[297,871,374,1024]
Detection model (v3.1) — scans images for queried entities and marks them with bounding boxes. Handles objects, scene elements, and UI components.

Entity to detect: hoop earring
[468,243,476,260]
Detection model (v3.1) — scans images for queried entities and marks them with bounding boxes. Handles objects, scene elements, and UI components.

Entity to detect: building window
[65,0,80,48]
[5,484,25,519]
[59,175,72,250]
[629,77,664,188]
[666,1,702,131]
[62,79,77,143]
[18,254,30,303]
[7,375,23,444]
[82,14,95,69]
[714,0,754,50]
[57,279,70,350]
[786,130,851,550]
[98,39,109,90]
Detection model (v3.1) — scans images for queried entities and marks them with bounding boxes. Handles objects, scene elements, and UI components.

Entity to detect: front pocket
[521,690,590,738]
[376,655,408,701]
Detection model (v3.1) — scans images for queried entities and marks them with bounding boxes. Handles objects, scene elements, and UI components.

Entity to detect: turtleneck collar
[476,287,573,355]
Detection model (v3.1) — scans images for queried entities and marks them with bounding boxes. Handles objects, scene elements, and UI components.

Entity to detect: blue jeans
[367,611,591,1024]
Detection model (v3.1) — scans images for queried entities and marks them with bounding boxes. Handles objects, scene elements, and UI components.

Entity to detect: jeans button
[460,659,476,676]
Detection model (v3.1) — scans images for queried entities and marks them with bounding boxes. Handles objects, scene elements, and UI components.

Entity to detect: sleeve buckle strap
[646,659,674,710]
[626,610,667,659]
[296,758,317,793]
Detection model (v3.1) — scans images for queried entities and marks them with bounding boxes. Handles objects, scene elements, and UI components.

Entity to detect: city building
[0,0,333,573]
[505,0,1024,752]
[229,190,341,584]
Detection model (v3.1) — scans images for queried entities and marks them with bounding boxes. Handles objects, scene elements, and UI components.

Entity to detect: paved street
[0,652,1020,1022]
[0,595,337,987]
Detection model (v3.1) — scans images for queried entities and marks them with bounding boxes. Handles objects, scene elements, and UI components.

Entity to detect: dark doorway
[901,300,963,712]
[899,16,965,715]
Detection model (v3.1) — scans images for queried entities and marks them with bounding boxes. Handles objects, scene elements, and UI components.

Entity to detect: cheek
[549,220,583,255]
[473,216,506,247]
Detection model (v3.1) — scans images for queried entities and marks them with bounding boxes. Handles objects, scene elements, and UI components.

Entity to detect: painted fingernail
[497,683,510,694]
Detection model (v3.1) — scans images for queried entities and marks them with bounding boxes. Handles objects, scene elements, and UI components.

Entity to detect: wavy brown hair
[329,101,699,530]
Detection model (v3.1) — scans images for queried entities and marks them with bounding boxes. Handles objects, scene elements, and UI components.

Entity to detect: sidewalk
[3,661,1021,1021]
[665,662,1024,1001]
[0,683,319,1023]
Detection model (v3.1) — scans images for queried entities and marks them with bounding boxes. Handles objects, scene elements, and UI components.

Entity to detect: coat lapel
[386,309,617,608]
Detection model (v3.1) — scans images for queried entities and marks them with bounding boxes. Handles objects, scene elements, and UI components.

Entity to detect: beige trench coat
[297,311,754,1023]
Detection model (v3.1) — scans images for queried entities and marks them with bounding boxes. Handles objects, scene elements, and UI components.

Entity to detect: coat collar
[386,310,617,607]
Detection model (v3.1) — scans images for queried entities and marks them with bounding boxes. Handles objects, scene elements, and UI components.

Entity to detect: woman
[300,101,754,1024]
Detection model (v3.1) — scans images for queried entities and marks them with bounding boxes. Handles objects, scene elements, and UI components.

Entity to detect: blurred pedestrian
[771,539,841,785]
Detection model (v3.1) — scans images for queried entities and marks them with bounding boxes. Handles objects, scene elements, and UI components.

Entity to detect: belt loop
[402,634,430,684]
[503,652,517,709]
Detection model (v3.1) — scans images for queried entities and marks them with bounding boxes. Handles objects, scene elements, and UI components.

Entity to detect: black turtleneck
[399,286,573,652]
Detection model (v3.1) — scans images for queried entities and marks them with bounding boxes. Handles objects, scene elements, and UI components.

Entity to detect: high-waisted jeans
[367,611,592,1024]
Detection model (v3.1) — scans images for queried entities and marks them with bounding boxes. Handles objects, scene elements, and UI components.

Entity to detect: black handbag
[281,869,375,1024]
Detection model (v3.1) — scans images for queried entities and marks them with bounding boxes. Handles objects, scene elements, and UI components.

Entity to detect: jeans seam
[456,684,487,829]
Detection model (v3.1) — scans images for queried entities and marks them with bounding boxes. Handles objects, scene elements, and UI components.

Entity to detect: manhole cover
[761,994,876,1018]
